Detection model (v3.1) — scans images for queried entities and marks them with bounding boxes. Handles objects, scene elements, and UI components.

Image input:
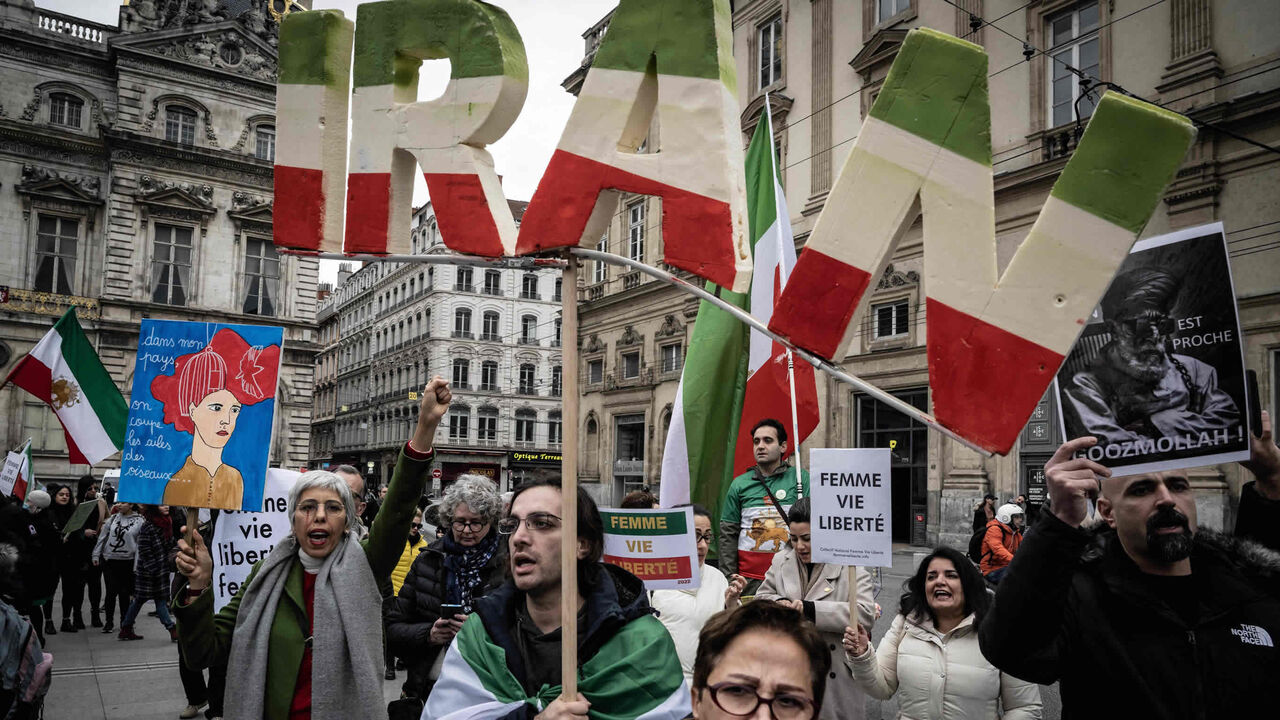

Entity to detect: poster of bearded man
[1055,222,1250,475]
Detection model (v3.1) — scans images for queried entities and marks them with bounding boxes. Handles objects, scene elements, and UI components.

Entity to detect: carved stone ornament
[19,164,102,199]
[146,30,277,82]
[876,263,920,290]
[229,190,273,233]
[618,325,643,347]
[655,313,685,338]
[135,174,216,234]
[584,334,605,353]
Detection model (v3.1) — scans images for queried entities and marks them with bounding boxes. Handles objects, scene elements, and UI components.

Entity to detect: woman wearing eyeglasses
[386,473,506,705]
[171,377,452,720]
[651,504,747,683]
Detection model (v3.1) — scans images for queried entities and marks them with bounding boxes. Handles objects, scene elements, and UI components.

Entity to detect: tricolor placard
[601,507,699,590]
[768,28,1195,454]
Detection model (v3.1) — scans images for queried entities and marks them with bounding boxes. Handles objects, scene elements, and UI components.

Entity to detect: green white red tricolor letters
[274,3,1195,456]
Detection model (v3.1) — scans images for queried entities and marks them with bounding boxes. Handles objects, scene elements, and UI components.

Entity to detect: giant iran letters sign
[276,4,1195,455]
[274,0,752,290]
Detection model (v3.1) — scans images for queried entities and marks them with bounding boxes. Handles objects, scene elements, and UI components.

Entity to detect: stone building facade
[0,0,318,486]
[308,201,565,495]
[571,0,1280,543]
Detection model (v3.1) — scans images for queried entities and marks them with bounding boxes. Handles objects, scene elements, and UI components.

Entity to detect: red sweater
[288,572,317,720]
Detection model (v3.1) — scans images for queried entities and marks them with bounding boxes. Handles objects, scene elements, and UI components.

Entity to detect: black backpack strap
[754,473,790,525]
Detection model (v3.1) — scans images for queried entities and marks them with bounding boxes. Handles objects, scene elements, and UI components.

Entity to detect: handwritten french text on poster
[810,448,893,567]
[119,320,284,511]
[212,469,298,611]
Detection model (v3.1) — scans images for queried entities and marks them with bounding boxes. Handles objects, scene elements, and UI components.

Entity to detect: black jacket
[980,511,1280,719]
[470,562,655,720]
[385,536,506,698]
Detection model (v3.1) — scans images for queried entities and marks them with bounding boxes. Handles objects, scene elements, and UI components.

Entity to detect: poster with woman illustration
[118,320,284,511]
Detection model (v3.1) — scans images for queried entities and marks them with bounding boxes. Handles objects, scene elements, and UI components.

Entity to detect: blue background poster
[118,320,284,511]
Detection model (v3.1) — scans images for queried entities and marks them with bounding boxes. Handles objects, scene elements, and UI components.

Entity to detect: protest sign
[1056,222,1250,476]
[0,451,22,497]
[600,507,699,591]
[211,468,298,611]
[810,448,892,567]
[118,320,284,511]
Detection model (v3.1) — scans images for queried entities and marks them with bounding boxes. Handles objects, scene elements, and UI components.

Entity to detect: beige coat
[847,613,1041,720]
[756,547,877,720]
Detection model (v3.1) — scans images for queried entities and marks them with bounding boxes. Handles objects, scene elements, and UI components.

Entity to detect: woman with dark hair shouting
[843,547,1041,719]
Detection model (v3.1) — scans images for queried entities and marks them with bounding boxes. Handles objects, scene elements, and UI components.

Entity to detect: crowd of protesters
[5,383,1280,720]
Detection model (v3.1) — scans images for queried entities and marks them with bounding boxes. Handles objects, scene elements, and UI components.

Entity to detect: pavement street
[42,546,1060,719]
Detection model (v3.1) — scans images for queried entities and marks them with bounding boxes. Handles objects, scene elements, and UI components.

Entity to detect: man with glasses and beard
[979,436,1280,719]
[1063,268,1239,449]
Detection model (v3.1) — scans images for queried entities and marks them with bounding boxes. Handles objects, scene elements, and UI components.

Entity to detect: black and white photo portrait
[1056,223,1251,475]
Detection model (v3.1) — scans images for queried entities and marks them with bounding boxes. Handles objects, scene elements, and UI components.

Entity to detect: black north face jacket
[979,512,1280,719]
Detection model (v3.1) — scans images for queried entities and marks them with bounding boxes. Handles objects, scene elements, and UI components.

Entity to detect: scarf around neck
[224,529,386,720]
[443,529,499,613]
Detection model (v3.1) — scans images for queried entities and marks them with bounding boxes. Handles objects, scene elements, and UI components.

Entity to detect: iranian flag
[659,108,819,515]
[0,440,32,500]
[732,108,819,474]
[2,308,127,465]
[426,613,689,719]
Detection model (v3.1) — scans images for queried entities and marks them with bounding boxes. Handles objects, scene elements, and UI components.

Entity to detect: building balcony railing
[478,383,499,392]
[603,368,654,390]
[513,439,537,448]
[622,271,642,290]
[482,286,503,296]
[517,386,537,396]
[520,291,539,300]
[2,288,100,320]
[480,333,501,342]
[1040,123,1084,162]
[518,337,539,346]
[452,330,474,339]
[454,284,475,293]
[37,10,113,44]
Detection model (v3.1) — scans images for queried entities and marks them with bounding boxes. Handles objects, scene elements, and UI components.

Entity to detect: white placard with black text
[211,469,299,611]
[809,448,892,567]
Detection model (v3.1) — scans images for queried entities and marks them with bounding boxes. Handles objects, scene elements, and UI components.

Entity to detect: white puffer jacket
[846,613,1041,720]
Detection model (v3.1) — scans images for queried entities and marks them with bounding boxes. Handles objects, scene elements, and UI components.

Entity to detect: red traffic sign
[431,468,442,480]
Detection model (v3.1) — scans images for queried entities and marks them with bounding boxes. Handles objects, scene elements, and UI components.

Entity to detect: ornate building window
[551,366,562,397]
[481,311,500,341]
[621,351,640,379]
[151,223,193,305]
[627,201,645,261]
[255,125,276,161]
[518,363,536,395]
[483,269,502,295]
[453,308,472,338]
[242,237,279,316]
[520,315,538,345]
[451,358,470,388]
[877,0,911,22]
[588,359,604,385]
[521,273,539,300]
[165,106,197,145]
[757,13,783,90]
[477,406,498,441]
[480,360,499,391]
[34,215,78,295]
[455,266,473,292]
[1047,2,1101,127]
[660,343,683,374]
[872,299,909,339]
[548,411,562,446]
[48,93,83,129]
[515,408,536,444]
[594,234,608,284]
[448,403,470,440]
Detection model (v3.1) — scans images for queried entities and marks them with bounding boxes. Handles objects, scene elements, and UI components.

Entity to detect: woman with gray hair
[386,472,506,703]
[172,377,452,720]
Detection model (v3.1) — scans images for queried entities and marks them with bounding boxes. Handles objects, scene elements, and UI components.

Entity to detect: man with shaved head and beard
[979,435,1280,719]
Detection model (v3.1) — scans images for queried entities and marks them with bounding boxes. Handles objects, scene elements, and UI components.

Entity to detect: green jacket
[174,447,432,720]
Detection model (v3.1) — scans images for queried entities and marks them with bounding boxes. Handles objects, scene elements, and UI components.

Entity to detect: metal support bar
[280,249,567,269]
[570,247,994,457]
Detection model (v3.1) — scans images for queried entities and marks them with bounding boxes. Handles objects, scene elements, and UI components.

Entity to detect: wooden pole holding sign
[559,253,580,700]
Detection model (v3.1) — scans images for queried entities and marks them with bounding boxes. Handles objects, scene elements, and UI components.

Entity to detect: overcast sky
[38,0,614,285]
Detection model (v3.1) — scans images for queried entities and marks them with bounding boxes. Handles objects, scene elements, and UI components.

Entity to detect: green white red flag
[659,109,818,514]
[2,308,127,465]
